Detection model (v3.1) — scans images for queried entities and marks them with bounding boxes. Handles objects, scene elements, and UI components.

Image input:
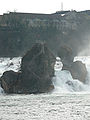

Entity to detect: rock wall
[0,10,90,56]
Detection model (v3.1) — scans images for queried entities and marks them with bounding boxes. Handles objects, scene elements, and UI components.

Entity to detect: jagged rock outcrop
[58,45,74,68]
[58,45,87,83]
[1,70,19,93]
[1,43,55,94]
[70,61,87,83]
[19,42,55,93]
[63,61,87,83]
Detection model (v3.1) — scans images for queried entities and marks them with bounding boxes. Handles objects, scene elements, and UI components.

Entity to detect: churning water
[53,56,90,93]
[0,56,90,120]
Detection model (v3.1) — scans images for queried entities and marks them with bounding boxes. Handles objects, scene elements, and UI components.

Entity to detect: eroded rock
[1,43,55,94]
[19,42,55,93]
[58,45,74,68]
[63,61,87,83]
[1,70,19,93]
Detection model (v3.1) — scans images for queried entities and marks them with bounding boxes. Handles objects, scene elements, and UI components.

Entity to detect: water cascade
[0,57,90,94]
[53,56,90,93]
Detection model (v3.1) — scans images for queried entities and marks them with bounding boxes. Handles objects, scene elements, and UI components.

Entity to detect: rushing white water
[0,56,90,93]
[53,56,90,93]
[0,57,21,94]
[0,57,90,120]
[0,93,90,120]
[0,57,21,77]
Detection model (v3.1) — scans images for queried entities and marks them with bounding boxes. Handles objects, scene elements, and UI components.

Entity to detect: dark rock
[0,78,2,84]
[19,42,55,93]
[1,11,90,57]
[1,43,55,94]
[66,80,73,86]
[9,62,14,66]
[70,61,87,83]
[1,70,19,93]
[63,61,87,83]
[58,45,87,83]
[58,45,74,68]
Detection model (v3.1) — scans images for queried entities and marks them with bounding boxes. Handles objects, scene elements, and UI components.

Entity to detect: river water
[0,93,90,120]
[0,57,90,120]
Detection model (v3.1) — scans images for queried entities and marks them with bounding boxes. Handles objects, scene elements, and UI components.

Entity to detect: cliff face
[0,10,90,57]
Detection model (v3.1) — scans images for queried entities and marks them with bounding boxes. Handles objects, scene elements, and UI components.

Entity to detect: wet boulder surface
[58,45,74,68]
[58,45,87,83]
[63,61,87,83]
[19,42,55,93]
[69,61,87,83]
[1,70,20,93]
[1,43,55,94]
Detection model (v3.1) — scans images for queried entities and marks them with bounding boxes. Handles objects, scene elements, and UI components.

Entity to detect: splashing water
[0,57,90,94]
[53,56,90,93]
[0,57,21,94]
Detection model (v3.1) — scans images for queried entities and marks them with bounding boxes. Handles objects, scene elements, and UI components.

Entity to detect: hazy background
[0,0,90,14]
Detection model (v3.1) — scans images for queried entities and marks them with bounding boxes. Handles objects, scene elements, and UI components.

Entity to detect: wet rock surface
[58,45,87,83]
[69,61,87,83]
[58,45,74,68]
[63,61,87,83]
[19,43,55,93]
[1,70,19,93]
[1,43,55,94]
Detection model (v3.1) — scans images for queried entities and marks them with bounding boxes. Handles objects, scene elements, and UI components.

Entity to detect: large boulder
[58,45,87,83]
[63,61,87,83]
[19,42,55,93]
[1,43,55,94]
[1,70,20,93]
[58,45,74,68]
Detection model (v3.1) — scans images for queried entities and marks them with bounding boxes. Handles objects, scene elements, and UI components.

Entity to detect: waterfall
[0,57,90,94]
[53,56,90,93]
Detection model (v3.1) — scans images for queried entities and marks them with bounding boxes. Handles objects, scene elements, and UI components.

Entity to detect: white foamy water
[0,56,90,119]
[0,93,90,120]
[53,56,90,93]
[0,57,21,77]
[53,70,88,93]
[0,57,21,94]
[0,56,90,93]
